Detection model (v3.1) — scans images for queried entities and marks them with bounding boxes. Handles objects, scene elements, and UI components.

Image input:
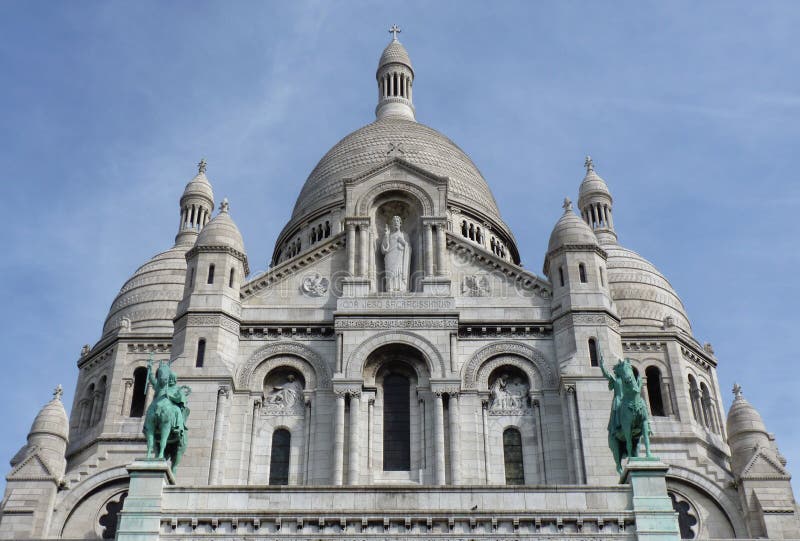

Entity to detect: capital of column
[345,216,370,227]
[217,385,230,398]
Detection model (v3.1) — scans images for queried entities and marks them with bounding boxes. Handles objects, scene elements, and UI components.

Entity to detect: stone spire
[578,155,617,244]
[175,159,215,246]
[375,25,415,121]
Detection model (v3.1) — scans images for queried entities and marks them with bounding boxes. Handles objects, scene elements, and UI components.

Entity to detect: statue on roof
[381,215,411,292]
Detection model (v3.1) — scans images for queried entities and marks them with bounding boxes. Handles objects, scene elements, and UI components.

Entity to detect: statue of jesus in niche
[381,215,411,292]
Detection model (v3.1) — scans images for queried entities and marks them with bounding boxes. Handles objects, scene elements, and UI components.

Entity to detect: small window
[588,338,599,367]
[269,429,291,485]
[558,267,565,287]
[195,339,206,368]
[130,367,148,417]
[229,268,235,288]
[579,263,587,283]
[645,366,666,416]
[189,267,195,288]
[599,266,605,286]
[503,428,524,485]
[207,264,215,284]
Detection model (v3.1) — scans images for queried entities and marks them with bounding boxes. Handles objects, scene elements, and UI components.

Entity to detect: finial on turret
[562,197,573,213]
[389,24,401,41]
[584,155,594,173]
[733,383,743,399]
[198,158,207,175]
[53,384,63,401]
[220,197,229,213]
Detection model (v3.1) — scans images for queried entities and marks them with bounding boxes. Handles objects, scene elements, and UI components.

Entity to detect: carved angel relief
[462,274,490,297]
[301,273,329,297]
[262,372,305,416]
[488,371,530,415]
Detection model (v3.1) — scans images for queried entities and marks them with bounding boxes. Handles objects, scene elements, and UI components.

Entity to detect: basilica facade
[2,33,799,541]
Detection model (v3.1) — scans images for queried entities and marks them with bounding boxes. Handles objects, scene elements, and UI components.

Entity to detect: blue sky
[1,1,799,496]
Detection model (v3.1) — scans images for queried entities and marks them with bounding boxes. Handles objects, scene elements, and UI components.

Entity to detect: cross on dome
[53,384,63,401]
[220,197,229,213]
[733,383,743,399]
[389,24,401,41]
[198,159,207,174]
[563,197,573,213]
[584,155,594,173]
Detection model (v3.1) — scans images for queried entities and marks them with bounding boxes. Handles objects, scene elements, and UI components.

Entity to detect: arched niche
[262,367,307,415]
[371,189,424,293]
[236,342,332,391]
[487,365,531,412]
[462,341,555,391]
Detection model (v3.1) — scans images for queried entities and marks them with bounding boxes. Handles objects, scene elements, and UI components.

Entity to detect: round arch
[237,342,332,391]
[462,341,556,390]
[356,180,435,216]
[51,466,130,538]
[344,330,447,379]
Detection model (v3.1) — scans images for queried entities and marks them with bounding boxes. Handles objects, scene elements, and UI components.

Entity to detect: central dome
[291,117,505,226]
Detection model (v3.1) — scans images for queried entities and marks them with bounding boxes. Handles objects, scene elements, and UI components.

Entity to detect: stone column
[564,385,586,484]
[245,398,261,484]
[481,398,490,483]
[448,393,461,485]
[433,392,446,485]
[533,398,547,484]
[120,379,133,416]
[303,397,313,484]
[208,386,230,484]
[424,223,434,277]
[116,460,175,541]
[436,223,448,276]
[346,223,356,276]
[348,391,361,485]
[359,225,369,278]
[333,391,346,485]
[662,381,674,417]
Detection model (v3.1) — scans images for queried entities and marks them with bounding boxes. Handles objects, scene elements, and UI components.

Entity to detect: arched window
[476,227,483,243]
[700,383,716,432]
[588,338,599,367]
[383,374,411,471]
[688,375,701,422]
[207,264,215,284]
[324,221,331,237]
[195,339,206,368]
[468,223,475,240]
[228,268,235,288]
[503,427,524,485]
[268,429,291,485]
[645,366,666,416]
[81,383,95,428]
[558,267,565,287]
[579,263,588,283]
[130,367,148,417]
[461,221,468,237]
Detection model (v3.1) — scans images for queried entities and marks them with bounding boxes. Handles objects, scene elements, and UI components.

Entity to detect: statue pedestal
[421,277,451,295]
[116,459,175,541]
[622,457,680,541]
[342,277,371,296]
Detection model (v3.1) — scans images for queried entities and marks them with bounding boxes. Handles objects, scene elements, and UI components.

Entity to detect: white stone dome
[289,117,509,234]
[102,245,188,336]
[379,39,413,72]
[29,393,69,442]
[547,203,599,253]
[196,202,246,255]
[602,242,693,334]
[182,171,214,203]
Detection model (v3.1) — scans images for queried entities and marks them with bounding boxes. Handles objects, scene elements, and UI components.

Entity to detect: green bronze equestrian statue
[142,355,191,474]
[598,343,653,474]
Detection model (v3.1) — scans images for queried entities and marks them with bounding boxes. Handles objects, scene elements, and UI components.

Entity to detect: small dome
[29,387,69,442]
[603,242,693,334]
[197,199,246,254]
[182,171,214,203]
[379,39,413,72]
[547,199,598,253]
[102,245,189,336]
[578,167,611,202]
[726,384,768,438]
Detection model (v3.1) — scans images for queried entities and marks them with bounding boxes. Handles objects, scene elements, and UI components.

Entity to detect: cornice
[186,244,249,275]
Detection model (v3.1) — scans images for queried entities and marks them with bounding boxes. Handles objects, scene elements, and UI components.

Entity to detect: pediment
[8,451,55,481]
[741,446,790,480]
[241,235,345,303]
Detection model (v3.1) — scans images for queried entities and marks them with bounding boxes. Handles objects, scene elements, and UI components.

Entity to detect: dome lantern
[375,25,415,121]
[578,156,617,244]
[175,159,215,246]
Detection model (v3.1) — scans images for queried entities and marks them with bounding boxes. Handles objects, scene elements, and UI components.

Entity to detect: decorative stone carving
[263,374,305,416]
[237,342,332,391]
[187,314,239,333]
[80,344,90,357]
[118,316,131,333]
[488,371,529,413]
[461,274,490,297]
[301,273,329,297]
[381,215,411,293]
[463,341,555,390]
[335,318,457,330]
